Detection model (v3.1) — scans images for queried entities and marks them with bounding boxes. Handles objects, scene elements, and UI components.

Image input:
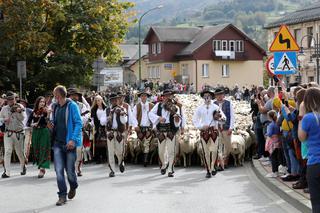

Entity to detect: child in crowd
[265,110,282,178]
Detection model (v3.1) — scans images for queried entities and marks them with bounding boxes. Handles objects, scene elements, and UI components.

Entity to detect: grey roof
[147,26,201,42]
[177,24,229,56]
[265,3,320,29]
[119,44,148,60]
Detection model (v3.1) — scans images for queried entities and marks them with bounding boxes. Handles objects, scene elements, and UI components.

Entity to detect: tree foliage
[0,0,134,101]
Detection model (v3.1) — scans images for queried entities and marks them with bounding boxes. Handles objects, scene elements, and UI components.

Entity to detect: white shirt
[149,102,181,129]
[193,103,225,129]
[121,103,134,127]
[132,101,152,127]
[96,108,107,126]
[100,106,128,129]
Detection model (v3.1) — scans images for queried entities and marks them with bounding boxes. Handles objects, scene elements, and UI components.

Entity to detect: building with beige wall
[265,3,320,84]
[142,24,266,91]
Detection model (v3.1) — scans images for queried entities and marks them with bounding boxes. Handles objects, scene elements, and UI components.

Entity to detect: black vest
[156,104,178,133]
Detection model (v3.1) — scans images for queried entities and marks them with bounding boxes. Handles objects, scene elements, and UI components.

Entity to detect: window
[152,43,156,54]
[157,43,161,54]
[155,66,160,78]
[148,66,160,79]
[307,27,314,48]
[222,64,230,77]
[236,40,244,52]
[294,29,302,44]
[222,40,228,51]
[202,64,209,77]
[148,67,152,78]
[181,64,189,76]
[229,40,235,52]
[213,40,222,51]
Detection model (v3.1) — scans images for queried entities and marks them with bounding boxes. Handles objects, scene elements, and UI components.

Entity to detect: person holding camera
[149,90,183,177]
[193,89,226,178]
[0,91,27,178]
[101,93,128,178]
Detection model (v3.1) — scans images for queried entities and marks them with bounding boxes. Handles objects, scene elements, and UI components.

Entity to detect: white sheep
[179,129,198,167]
[230,134,245,167]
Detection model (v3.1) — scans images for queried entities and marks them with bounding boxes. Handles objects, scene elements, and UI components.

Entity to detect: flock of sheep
[126,94,257,168]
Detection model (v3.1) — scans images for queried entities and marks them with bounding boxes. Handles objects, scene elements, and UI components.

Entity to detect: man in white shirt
[132,90,154,167]
[0,91,27,178]
[149,90,182,177]
[101,93,128,177]
[213,88,235,169]
[193,89,226,178]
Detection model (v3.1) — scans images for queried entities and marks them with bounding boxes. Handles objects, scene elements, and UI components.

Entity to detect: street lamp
[298,34,320,84]
[138,5,163,89]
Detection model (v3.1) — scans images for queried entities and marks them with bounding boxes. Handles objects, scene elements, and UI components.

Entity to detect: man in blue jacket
[50,85,82,206]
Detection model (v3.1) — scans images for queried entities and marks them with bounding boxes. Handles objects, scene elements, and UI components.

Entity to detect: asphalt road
[0,163,300,213]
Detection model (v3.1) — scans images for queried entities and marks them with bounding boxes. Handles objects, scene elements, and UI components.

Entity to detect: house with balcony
[142,23,266,91]
[265,3,320,84]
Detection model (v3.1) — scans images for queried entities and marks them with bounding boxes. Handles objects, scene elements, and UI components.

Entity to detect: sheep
[179,129,198,167]
[230,134,245,167]
[127,131,141,164]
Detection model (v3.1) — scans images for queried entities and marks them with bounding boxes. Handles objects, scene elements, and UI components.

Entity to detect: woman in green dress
[28,96,51,178]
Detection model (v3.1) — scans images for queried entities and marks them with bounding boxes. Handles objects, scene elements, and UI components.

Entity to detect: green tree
[0,0,134,101]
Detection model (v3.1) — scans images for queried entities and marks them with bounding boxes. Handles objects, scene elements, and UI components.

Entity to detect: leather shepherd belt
[107,130,124,143]
[157,123,171,132]
[137,126,152,141]
[6,129,24,140]
[200,127,219,143]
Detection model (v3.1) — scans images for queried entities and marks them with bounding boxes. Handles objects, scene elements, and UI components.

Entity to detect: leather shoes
[206,172,212,178]
[161,169,166,175]
[292,181,307,189]
[20,165,26,176]
[211,170,217,176]
[1,172,9,178]
[56,197,66,206]
[109,171,115,177]
[119,162,125,173]
[68,188,76,200]
[281,175,300,182]
[77,172,82,177]
[168,172,174,177]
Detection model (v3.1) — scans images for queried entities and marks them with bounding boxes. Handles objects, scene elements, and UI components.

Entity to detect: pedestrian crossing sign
[274,52,297,75]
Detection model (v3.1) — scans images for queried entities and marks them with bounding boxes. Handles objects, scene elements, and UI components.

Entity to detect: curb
[251,159,312,213]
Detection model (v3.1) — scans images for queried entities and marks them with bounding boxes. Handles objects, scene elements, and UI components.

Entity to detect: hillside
[126,0,318,49]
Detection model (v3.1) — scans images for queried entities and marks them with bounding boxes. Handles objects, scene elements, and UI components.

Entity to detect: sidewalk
[251,159,312,213]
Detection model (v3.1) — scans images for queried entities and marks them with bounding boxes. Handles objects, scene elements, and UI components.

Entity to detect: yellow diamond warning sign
[269,25,300,52]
